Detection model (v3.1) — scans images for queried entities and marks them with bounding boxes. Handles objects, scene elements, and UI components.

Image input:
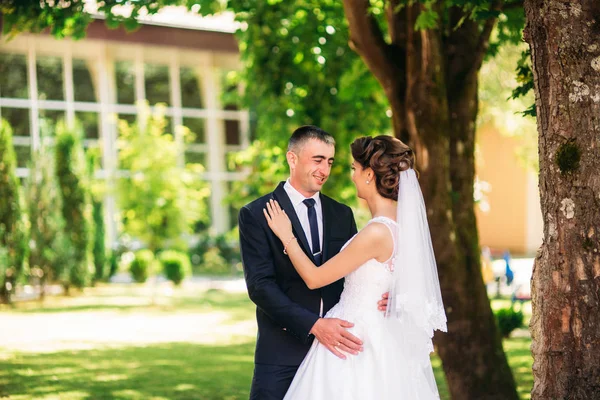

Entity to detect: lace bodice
[331,217,397,318]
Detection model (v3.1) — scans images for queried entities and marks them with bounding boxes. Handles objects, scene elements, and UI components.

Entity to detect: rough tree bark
[524,1,600,398]
[342,1,519,399]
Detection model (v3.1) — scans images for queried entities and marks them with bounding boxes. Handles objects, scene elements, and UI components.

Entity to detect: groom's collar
[283,179,321,208]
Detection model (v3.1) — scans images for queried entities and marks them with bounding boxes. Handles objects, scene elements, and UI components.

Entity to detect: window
[184,151,206,167]
[39,110,65,136]
[145,63,170,105]
[183,117,206,144]
[224,119,240,145]
[73,59,97,102]
[76,111,99,139]
[221,70,240,111]
[115,61,135,104]
[14,145,31,169]
[180,66,203,108]
[1,108,30,137]
[37,56,64,100]
[0,53,28,98]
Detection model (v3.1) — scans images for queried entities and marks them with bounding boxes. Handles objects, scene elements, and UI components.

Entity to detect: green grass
[0,285,532,399]
[0,342,255,400]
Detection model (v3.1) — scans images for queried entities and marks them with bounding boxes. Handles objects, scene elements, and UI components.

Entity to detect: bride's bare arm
[264,199,393,289]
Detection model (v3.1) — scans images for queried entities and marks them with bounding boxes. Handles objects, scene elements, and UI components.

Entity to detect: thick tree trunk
[524,1,600,398]
[342,1,519,398]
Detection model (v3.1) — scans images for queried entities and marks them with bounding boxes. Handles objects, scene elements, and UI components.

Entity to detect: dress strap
[366,217,397,266]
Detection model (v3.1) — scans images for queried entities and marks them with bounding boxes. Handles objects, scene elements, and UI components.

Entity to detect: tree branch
[502,0,524,11]
[472,0,503,73]
[386,0,405,47]
[342,0,399,89]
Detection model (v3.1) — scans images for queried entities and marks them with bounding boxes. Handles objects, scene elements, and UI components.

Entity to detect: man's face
[287,138,335,197]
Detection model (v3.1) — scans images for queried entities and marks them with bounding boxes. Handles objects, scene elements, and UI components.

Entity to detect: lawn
[0,283,532,399]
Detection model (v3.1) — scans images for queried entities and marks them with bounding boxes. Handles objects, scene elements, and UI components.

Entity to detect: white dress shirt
[283,179,323,255]
[284,179,324,317]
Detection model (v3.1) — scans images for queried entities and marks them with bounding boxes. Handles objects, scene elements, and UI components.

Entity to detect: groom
[239,126,369,399]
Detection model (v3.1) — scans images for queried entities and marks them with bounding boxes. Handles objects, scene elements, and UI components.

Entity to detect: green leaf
[415,8,439,30]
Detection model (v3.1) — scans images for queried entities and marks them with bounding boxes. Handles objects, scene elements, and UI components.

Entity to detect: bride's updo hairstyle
[351,135,415,200]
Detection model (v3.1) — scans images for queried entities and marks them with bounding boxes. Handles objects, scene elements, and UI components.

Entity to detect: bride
[263,135,447,399]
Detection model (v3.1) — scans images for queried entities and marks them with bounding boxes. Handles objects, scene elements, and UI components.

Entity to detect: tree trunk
[342,1,519,398]
[524,1,600,398]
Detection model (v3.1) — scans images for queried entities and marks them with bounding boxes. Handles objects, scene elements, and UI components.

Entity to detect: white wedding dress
[284,216,441,400]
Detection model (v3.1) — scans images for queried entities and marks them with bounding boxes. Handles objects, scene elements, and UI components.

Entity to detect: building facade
[0,16,249,244]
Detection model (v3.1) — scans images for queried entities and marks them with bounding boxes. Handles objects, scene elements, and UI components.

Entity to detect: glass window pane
[14,145,31,168]
[0,53,28,98]
[76,111,99,139]
[183,117,206,144]
[180,67,203,108]
[115,61,135,105]
[221,70,240,111]
[224,119,240,145]
[117,113,136,125]
[39,110,65,136]
[145,63,170,106]
[185,151,206,166]
[73,59,97,102]
[1,108,30,137]
[37,56,64,101]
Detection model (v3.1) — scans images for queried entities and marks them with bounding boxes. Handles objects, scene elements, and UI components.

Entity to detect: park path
[0,278,256,354]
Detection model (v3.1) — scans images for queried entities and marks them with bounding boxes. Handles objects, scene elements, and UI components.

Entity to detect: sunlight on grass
[0,286,533,399]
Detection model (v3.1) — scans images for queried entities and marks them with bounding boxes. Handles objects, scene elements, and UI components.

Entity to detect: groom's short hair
[288,125,335,153]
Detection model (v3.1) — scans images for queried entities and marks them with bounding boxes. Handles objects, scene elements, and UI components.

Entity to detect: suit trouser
[249,363,299,400]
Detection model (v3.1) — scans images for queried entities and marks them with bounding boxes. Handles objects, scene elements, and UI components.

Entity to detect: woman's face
[351,159,370,200]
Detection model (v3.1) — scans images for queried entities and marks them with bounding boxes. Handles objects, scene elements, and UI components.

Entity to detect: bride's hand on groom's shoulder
[263,199,293,241]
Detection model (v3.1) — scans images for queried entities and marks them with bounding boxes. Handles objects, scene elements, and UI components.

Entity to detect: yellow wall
[475,124,531,255]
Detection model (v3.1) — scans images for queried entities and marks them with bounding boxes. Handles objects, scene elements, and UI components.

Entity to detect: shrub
[200,247,230,275]
[159,250,191,286]
[26,138,72,290]
[129,250,154,283]
[495,307,524,338]
[188,229,241,276]
[55,121,91,289]
[108,251,119,279]
[0,120,27,303]
[92,200,106,282]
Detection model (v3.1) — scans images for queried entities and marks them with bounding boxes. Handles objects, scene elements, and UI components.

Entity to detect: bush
[495,307,524,338]
[26,138,72,289]
[159,250,191,286]
[188,229,241,276]
[129,250,154,283]
[55,121,91,289]
[200,248,230,275]
[0,119,27,303]
[92,200,106,282]
[108,251,118,279]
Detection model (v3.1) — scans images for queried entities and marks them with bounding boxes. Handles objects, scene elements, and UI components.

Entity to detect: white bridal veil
[385,168,447,369]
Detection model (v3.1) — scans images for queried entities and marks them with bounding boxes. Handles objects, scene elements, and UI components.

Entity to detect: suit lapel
[273,182,315,262]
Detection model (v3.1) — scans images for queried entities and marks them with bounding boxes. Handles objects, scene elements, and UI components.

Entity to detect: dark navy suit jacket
[239,182,357,366]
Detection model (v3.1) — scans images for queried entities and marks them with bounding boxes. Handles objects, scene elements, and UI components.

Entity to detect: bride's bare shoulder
[356,222,393,243]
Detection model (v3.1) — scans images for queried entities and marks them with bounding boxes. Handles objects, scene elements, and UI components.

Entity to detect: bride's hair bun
[351,135,415,200]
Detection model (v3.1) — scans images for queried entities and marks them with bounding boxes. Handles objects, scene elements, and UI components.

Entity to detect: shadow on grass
[0,341,255,400]
[0,338,532,400]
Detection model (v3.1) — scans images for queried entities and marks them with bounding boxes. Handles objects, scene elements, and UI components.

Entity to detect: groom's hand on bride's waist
[378,292,389,312]
[309,318,363,360]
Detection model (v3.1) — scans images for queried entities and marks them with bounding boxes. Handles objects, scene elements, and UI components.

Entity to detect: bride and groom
[238,125,447,399]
